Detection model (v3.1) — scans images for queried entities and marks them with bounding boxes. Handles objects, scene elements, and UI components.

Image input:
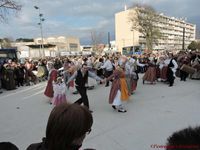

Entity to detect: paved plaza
[0,76,199,150]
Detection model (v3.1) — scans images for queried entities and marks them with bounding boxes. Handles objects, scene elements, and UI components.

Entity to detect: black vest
[168,59,174,68]
[75,70,88,87]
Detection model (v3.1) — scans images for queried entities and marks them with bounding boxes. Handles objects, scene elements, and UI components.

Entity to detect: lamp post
[34,6,45,57]
[131,29,134,47]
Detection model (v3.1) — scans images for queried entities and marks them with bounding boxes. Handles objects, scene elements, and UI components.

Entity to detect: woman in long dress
[106,66,129,113]
[44,62,57,103]
[142,56,157,84]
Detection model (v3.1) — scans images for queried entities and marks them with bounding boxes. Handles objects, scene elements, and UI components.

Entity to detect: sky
[0,0,200,45]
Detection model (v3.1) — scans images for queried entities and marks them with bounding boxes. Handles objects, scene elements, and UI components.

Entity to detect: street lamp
[34,6,45,57]
[131,29,134,47]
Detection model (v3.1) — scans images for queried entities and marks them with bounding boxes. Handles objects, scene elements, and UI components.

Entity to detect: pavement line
[0,84,46,99]
[22,90,44,100]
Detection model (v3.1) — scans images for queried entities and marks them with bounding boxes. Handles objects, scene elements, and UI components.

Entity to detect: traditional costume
[142,57,157,84]
[52,79,67,106]
[106,66,129,112]
[44,64,58,99]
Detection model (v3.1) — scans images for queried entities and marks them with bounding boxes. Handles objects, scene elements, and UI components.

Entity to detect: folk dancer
[44,62,58,103]
[106,65,129,113]
[67,64,104,112]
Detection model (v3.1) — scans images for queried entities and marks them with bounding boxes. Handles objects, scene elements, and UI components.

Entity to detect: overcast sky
[0,0,200,44]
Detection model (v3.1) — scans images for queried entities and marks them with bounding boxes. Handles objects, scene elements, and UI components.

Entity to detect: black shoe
[105,85,109,87]
[112,105,116,110]
[0,91,3,94]
[87,86,94,90]
[169,85,173,87]
[118,109,127,113]
[72,91,79,94]
[143,80,145,84]
[26,83,30,86]
[89,110,93,113]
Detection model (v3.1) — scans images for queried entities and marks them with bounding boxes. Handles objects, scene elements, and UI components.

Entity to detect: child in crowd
[52,77,67,106]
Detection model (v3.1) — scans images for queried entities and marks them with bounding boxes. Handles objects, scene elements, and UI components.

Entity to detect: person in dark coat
[2,63,16,90]
[166,53,178,87]
[15,63,25,87]
[26,103,94,150]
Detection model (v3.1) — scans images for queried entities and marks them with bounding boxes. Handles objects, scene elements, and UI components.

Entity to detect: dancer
[142,55,157,84]
[129,56,139,94]
[101,56,114,87]
[44,62,58,103]
[166,53,178,87]
[67,63,104,111]
[106,65,129,113]
[52,77,67,106]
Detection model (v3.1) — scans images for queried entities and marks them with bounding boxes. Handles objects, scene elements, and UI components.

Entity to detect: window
[0,53,7,57]
[69,43,78,51]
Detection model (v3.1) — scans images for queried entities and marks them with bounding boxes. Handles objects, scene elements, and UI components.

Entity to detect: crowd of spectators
[0,51,199,93]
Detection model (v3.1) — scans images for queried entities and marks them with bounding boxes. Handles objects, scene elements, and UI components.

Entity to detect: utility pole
[108,32,111,51]
[182,27,185,50]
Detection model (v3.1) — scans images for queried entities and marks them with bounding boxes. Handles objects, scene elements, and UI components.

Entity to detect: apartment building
[115,8,196,53]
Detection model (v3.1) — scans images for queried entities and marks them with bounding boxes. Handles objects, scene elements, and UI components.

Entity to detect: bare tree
[128,4,161,52]
[0,37,12,48]
[90,30,104,53]
[0,0,21,22]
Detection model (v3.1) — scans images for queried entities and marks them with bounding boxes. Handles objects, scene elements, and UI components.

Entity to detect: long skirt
[125,75,131,95]
[120,78,129,101]
[160,66,168,81]
[112,90,122,106]
[131,80,137,92]
[52,94,67,106]
[143,66,157,82]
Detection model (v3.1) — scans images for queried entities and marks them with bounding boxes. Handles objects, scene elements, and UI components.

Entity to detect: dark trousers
[0,79,2,89]
[167,68,174,86]
[75,86,89,108]
[104,70,113,86]
[180,70,188,81]
[97,69,103,77]
[16,78,24,87]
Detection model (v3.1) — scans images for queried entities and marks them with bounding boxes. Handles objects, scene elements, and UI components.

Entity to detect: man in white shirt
[67,64,104,111]
[101,56,113,87]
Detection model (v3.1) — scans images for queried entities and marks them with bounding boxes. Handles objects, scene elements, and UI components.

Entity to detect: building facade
[115,8,196,53]
[12,36,81,58]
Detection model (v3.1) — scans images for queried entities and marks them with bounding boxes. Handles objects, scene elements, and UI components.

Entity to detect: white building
[115,8,196,52]
[12,36,81,58]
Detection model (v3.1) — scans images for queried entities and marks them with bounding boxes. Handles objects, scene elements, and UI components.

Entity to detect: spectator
[0,142,19,150]
[26,103,93,150]
[166,126,200,150]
